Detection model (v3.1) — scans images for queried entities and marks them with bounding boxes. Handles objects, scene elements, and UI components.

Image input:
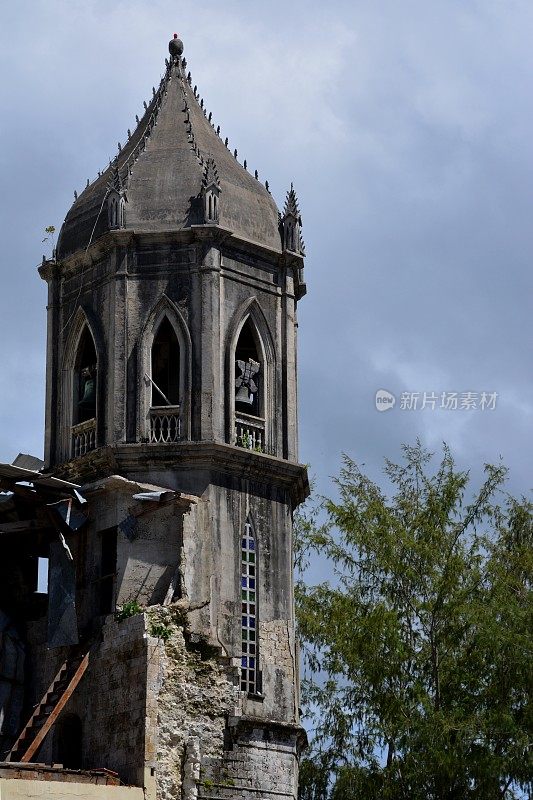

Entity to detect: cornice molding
[52,441,310,506]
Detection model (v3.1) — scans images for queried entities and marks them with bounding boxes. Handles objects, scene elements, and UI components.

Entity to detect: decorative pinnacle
[203,157,220,190]
[283,182,301,217]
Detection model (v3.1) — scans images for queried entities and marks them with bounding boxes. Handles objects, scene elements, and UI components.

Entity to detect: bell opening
[151,317,180,407]
[75,327,97,424]
[235,319,261,417]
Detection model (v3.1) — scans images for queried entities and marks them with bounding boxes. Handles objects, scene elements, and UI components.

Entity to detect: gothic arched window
[151,317,180,406]
[71,326,98,458]
[235,319,261,418]
[149,316,181,442]
[74,327,97,424]
[107,191,125,230]
[233,318,265,452]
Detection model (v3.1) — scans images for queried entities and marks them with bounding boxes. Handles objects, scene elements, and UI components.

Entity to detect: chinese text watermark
[375,390,498,412]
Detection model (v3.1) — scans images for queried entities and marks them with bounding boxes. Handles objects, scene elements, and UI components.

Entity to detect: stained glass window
[241,521,258,693]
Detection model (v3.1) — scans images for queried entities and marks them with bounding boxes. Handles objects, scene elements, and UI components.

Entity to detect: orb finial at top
[169,33,184,61]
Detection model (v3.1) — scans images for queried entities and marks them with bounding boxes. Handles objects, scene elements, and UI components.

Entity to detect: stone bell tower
[32,32,308,800]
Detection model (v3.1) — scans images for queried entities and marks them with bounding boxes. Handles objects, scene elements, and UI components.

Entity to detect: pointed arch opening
[107,190,125,230]
[74,327,97,424]
[71,325,98,457]
[151,317,180,407]
[235,319,262,418]
[228,300,276,455]
[139,297,191,444]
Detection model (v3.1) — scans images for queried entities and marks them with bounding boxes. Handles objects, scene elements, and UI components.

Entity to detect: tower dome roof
[57,38,282,259]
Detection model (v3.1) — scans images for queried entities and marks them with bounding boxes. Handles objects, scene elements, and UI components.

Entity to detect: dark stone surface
[57,63,282,260]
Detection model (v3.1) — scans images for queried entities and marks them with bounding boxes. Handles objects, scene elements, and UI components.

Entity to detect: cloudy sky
[0,0,531,502]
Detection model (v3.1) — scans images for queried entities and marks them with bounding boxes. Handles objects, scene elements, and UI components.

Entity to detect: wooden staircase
[8,645,91,763]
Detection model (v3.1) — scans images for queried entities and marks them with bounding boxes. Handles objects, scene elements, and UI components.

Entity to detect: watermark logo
[374,390,498,412]
[375,389,396,412]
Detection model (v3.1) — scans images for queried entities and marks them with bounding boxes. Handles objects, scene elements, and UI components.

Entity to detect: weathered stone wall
[26,613,149,784]
[145,605,239,800]
[79,614,148,786]
[199,726,299,800]
[79,478,192,625]
[145,605,300,800]
[44,235,299,465]
[120,469,299,729]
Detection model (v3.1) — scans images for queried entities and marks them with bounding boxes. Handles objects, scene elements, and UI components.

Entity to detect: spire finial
[169,33,184,63]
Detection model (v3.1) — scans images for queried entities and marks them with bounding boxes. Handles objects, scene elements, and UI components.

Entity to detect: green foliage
[115,600,144,621]
[149,622,172,642]
[42,225,56,256]
[237,432,263,453]
[296,442,532,800]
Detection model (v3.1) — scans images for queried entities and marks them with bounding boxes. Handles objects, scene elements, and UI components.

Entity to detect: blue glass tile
[250,617,255,628]
[242,616,247,627]
[249,579,255,589]
[249,540,255,550]
[241,577,247,588]
[241,657,248,668]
